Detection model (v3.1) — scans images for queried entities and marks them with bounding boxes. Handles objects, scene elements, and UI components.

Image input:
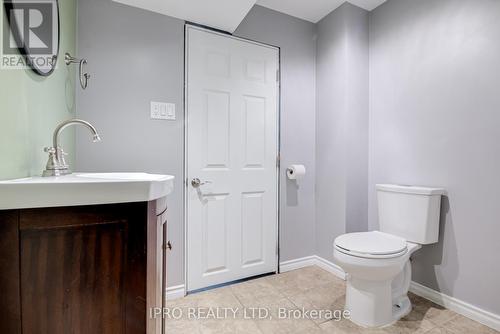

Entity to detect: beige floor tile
[442,314,499,334]
[166,292,198,308]
[165,318,202,334]
[333,292,346,309]
[320,315,437,334]
[408,293,458,326]
[266,266,344,298]
[320,316,442,334]
[264,270,314,297]
[383,309,436,334]
[289,288,346,324]
[231,276,286,306]
[195,286,243,308]
[287,292,320,322]
[307,282,345,308]
[319,318,375,334]
[198,318,263,334]
[425,327,456,334]
[299,266,345,284]
[408,293,430,311]
[295,324,325,334]
[253,298,319,334]
[165,293,202,320]
[164,268,497,334]
[166,289,245,324]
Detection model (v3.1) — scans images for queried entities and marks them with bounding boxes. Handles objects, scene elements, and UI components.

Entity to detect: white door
[186,26,279,291]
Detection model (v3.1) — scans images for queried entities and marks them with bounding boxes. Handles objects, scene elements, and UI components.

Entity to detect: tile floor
[165,266,498,334]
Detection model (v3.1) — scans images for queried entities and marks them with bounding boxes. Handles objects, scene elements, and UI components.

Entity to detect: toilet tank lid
[376,184,446,196]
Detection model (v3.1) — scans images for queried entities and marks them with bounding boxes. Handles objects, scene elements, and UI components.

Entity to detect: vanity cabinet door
[18,203,148,334]
[0,210,22,334]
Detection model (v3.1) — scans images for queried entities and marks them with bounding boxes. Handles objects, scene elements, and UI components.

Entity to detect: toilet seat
[334,231,408,259]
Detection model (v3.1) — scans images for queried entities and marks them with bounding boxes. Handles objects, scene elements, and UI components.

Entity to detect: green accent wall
[0,0,77,180]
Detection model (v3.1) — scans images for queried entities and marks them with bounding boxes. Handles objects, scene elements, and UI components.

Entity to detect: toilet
[333,184,445,328]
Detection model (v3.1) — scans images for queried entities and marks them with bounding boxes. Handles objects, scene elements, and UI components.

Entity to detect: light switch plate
[165,103,176,120]
[151,101,175,120]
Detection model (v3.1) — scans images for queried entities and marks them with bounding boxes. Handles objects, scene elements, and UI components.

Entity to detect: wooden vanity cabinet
[0,201,166,334]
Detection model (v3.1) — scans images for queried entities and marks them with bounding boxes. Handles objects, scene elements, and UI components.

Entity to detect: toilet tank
[376,184,445,244]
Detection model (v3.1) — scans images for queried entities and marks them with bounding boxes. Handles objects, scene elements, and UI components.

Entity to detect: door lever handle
[191,178,212,188]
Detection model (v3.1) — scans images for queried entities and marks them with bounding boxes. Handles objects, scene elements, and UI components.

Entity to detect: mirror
[3,0,60,76]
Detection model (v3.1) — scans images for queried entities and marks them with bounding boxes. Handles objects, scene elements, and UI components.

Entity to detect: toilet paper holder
[286,165,306,180]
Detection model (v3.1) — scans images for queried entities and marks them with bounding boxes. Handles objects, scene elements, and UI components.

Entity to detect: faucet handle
[58,148,69,168]
[44,147,56,154]
[43,147,59,173]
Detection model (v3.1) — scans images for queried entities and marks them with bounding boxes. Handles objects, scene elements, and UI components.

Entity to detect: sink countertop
[0,173,175,210]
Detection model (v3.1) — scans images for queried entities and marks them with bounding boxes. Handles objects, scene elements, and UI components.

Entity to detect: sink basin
[75,172,169,181]
[0,172,175,210]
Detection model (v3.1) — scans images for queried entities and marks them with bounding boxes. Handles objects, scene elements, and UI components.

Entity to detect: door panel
[205,90,230,168]
[186,26,279,291]
[202,194,229,275]
[243,96,266,168]
[241,192,265,267]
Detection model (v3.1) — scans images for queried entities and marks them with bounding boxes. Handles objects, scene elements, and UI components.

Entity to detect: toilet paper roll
[287,165,306,180]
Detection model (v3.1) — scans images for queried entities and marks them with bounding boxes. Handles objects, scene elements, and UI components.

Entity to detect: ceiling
[112,0,387,32]
[257,0,387,23]
[112,0,256,32]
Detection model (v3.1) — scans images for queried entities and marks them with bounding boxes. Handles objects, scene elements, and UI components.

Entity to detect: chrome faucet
[42,119,101,177]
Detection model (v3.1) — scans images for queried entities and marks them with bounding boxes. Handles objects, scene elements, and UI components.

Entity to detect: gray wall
[76,0,500,315]
[235,5,318,264]
[76,2,318,286]
[76,0,186,286]
[315,3,369,262]
[369,0,500,315]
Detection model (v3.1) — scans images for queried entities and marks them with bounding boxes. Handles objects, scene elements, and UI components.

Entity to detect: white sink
[0,172,175,210]
[75,173,169,181]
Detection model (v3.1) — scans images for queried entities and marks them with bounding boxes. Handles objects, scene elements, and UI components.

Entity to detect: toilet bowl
[333,184,445,328]
[334,231,420,327]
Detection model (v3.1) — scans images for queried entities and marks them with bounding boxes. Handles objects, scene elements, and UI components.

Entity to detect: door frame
[183,23,281,293]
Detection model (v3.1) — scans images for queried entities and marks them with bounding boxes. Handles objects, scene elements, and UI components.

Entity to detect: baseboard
[166,284,185,300]
[313,255,347,280]
[279,255,346,280]
[279,256,317,272]
[410,281,500,331]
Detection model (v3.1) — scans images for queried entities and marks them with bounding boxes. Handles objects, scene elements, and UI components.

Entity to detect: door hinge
[163,241,172,251]
[276,69,280,82]
[276,154,280,168]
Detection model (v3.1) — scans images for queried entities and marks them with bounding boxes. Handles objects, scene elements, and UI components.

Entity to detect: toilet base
[345,271,412,328]
[393,295,412,322]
